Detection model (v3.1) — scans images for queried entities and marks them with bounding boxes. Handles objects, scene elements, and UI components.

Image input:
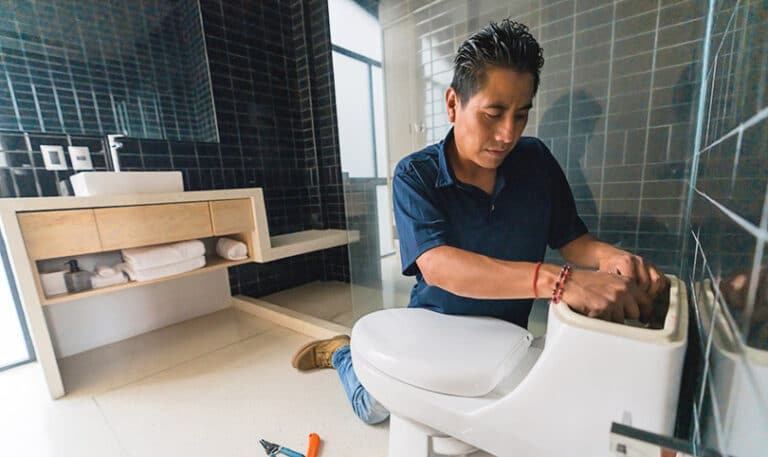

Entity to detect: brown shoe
[291,334,351,371]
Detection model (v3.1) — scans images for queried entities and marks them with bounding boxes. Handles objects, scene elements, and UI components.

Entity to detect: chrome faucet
[107,134,124,172]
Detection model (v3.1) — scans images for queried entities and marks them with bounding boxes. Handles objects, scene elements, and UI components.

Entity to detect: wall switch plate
[68,146,93,170]
[40,145,68,170]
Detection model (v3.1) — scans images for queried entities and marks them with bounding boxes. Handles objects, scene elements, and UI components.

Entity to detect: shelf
[259,229,360,262]
[41,255,252,305]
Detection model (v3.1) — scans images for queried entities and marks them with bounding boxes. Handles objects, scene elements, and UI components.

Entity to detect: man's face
[447,67,534,170]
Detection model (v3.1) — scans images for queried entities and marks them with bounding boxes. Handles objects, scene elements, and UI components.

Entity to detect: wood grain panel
[18,209,102,260]
[95,202,213,250]
[209,199,254,235]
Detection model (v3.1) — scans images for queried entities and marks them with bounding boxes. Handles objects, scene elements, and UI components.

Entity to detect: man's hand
[561,269,653,323]
[718,268,768,333]
[598,250,668,301]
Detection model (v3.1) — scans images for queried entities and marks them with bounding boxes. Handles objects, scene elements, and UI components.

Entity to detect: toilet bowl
[351,275,688,457]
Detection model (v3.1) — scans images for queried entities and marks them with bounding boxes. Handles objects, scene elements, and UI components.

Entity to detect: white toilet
[351,275,688,457]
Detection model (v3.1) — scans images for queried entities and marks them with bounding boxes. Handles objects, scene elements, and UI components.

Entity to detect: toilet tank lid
[351,308,533,397]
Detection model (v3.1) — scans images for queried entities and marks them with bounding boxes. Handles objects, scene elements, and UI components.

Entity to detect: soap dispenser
[64,259,92,293]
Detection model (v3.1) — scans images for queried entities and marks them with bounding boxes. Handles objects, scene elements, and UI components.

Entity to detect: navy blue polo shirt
[392,129,588,328]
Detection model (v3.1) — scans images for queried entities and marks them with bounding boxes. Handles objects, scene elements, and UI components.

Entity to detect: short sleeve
[542,140,589,249]
[393,170,450,276]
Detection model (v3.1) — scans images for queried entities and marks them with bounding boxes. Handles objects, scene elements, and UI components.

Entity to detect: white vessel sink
[70,171,184,196]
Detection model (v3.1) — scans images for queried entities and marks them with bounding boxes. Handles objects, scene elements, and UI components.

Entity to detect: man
[291,19,668,425]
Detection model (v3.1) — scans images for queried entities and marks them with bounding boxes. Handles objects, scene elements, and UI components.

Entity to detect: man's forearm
[558,234,622,269]
[417,246,560,299]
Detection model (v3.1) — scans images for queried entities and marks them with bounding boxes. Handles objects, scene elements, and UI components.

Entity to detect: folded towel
[216,238,248,260]
[122,256,206,282]
[95,265,118,278]
[122,240,205,270]
[91,272,128,289]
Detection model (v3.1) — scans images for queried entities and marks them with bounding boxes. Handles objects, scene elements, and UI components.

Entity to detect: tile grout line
[696,106,768,156]
[91,395,134,457]
[694,187,767,241]
[634,0,662,251]
[596,0,617,236]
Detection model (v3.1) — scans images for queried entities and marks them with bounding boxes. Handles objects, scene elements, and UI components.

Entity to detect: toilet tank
[474,275,689,457]
[539,274,688,451]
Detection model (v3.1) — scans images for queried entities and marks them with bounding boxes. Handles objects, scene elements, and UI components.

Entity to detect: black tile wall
[296,0,350,282]
[0,0,350,295]
[0,130,110,197]
[0,0,216,142]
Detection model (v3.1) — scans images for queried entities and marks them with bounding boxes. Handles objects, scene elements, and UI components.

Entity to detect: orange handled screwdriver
[306,433,320,457]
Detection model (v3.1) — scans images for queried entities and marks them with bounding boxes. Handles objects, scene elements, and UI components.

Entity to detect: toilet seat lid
[351,308,533,397]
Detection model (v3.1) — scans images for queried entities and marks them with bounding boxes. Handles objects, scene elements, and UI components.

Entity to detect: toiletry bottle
[64,259,92,293]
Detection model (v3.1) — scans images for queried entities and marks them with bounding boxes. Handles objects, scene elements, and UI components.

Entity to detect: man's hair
[451,19,544,104]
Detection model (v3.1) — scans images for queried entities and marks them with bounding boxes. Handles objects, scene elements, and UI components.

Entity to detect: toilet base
[389,414,480,457]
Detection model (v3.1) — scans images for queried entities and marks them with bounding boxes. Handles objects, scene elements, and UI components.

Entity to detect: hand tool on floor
[306,433,320,457]
[259,438,305,457]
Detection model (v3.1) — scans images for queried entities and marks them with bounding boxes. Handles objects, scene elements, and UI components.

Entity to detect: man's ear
[446,87,460,123]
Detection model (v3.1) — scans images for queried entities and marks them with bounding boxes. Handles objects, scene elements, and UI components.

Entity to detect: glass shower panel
[333,52,376,178]
[331,0,411,324]
[372,66,395,257]
[0,246,30,369]
[332,49,383,321]
[372,67,388,179]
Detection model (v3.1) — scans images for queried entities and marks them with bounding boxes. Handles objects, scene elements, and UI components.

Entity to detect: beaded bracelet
[551,264,572,305]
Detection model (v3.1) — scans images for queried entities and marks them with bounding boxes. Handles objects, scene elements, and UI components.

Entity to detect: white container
[40,270,68,297]
[69,171,183,196]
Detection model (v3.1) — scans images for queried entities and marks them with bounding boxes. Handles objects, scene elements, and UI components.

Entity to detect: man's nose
[496,118,516,144]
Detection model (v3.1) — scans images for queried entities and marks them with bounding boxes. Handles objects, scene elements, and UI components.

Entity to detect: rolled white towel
[122,240,205,270]
[95,265,117,278]
[216,238,248,260]
[121,256,206,282]
[91,272,128,289]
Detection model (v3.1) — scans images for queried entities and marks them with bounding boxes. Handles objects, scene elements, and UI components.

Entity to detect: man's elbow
[416,247,446,287]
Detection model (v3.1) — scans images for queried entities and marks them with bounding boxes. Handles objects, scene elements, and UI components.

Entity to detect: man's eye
[515,112,529,120]
[484,112,501,119]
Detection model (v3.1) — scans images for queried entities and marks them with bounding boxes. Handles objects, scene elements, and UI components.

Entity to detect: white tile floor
[0,308,389,457]
[1,251,544,457]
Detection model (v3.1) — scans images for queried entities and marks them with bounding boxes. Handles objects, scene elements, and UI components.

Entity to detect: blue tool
[259,438,305,457]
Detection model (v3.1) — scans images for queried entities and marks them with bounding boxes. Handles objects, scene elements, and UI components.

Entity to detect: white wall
[44,269,231,358]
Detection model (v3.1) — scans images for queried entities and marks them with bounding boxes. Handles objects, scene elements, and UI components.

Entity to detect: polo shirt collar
[434,127,510,194]
[435,128,456,188]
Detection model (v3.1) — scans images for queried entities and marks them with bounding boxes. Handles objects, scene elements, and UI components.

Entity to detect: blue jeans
[331,345,390,424]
